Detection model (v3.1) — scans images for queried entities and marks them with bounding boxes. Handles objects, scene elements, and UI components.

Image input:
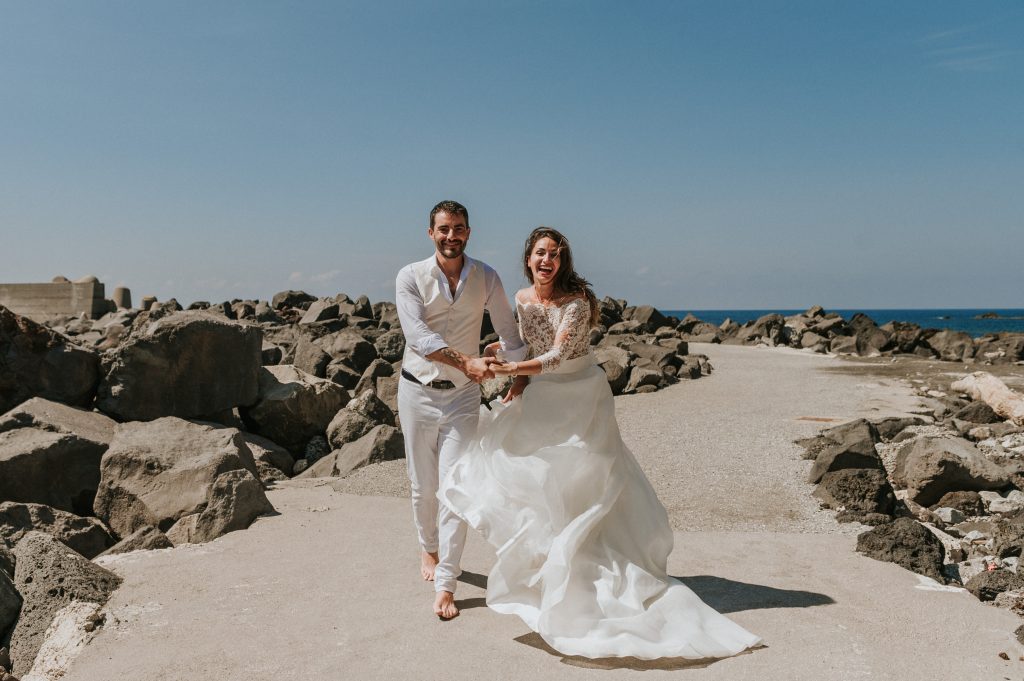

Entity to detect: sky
[1,1,1022,310]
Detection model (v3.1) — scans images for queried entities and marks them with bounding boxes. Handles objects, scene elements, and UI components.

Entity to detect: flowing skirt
[440,354,761,659]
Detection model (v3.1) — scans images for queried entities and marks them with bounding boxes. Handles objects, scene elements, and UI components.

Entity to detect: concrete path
[63,344,1024,680]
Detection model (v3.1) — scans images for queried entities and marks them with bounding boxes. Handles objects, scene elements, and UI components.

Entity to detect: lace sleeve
[533,298,590,374]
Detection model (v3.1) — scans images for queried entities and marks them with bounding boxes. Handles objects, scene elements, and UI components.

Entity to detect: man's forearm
[426,346,470,373]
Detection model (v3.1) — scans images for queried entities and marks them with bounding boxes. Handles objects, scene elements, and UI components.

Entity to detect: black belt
[401,369,456,390]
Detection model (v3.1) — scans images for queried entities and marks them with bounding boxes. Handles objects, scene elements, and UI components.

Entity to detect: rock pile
[798,372,1024,637]
[688,305,1024,365]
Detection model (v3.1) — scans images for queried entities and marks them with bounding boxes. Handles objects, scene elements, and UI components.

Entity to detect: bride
[440,227,761,660]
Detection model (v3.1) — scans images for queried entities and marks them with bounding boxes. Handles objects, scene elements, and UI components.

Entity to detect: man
[395,200,527,619]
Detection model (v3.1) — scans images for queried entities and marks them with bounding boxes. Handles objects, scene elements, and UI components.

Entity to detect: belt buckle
[428,380,455,390]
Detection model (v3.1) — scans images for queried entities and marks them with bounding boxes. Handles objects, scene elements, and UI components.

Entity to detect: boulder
[797,418,879,463]
[240,433,295,481]
[965,570,1024,602]
[96,525,173,557]
[300,425,404,478]
[975,333,1024,365]
[627,343,678,369]
[924,330,975,362]
[807,428,884,485]
[271,290,316,310]
[813,469,896,517]
[191,469,274,543]
[345,389,396,427]
[624,366,662,394]
[298,300,340,325]
[599,359,630,395]
[0,306,100,414]
[0,398,115,446]
[882,321,924,354]
[800,332,828,350]
[735,314,785,346]
[829,335,858,355]
[93,418,261,537]
[372,302,401,330]
[326,411,375,450]
[953,400,1003,425]
[96,311,263,421]
[1,570,19,644]
[929,491,985,517]
[0,428,105,515]
[9,532,121,675]
[848,313,892,356]
[373,331,406,363]
[0,503,114,559]
[325,361,362,390]
[317,332,377,373]
[292,337,332,378]
[893,435,1015,506]
[629,306,668,334]
[0,545,13,577]
[608,320,643,335]
[241,365,350,456]
[870,415,928,441]
[856,518,945,582]
[353,358,395,396]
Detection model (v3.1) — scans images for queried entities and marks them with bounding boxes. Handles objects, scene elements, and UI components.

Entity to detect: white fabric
[397,377,480,594]
[441,305,762,659]
[396,254,526,388]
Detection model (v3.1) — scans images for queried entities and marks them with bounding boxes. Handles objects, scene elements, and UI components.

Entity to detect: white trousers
[397,377,480,594]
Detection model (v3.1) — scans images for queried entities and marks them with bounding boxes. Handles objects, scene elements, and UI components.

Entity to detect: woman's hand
[490,360,516,377]
[501,376,529,403]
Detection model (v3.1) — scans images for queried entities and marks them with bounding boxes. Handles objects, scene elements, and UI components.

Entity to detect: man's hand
[465,356,498,383]
[483,342,502,359]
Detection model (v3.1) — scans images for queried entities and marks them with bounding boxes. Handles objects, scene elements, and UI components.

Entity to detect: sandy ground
[62,344,1024,681]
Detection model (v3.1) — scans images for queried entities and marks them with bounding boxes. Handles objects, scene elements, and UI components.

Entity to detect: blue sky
[1,1,1021,309]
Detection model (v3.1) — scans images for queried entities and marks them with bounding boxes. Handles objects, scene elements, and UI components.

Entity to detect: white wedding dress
[441,297,761,660]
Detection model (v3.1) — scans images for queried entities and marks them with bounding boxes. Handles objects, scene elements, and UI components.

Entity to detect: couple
[394,200,761,660]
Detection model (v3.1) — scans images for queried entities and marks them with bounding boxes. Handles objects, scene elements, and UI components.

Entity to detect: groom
[395,200,527,619]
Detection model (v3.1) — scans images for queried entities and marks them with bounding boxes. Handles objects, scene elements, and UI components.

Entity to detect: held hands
[464,356,500,383]
[482,342,502,359]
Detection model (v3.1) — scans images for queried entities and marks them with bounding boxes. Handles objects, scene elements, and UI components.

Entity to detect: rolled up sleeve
[395,267,448,357]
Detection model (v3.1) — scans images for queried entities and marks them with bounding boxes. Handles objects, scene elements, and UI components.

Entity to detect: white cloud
[288,271,303,282]
[309,269,342,283]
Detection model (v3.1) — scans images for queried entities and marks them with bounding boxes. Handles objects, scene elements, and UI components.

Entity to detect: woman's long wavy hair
[523,227,600,327]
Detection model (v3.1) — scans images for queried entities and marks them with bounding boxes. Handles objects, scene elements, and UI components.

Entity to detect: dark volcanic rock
[953,401,1002,425]
[0,428,105,515]
[798,418,880,463]
[271,290,316,310]
[0,305,100,414]
[94,417,262,537]
[0,569,19,645]
[856,517,945,582]
[924,330,974,362]
[965,570,1024,602]
[241,365,350,456]
[0,502,114,559]
[629,305,668,334]
[9,532,122,675]
[813,469,896,517]
[929,491,985,517]
[870,415,927,442]
[292,337,332,378]
[96,311,263,421]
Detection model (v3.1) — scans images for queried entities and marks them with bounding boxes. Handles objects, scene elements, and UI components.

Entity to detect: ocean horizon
[658,308,1024,338]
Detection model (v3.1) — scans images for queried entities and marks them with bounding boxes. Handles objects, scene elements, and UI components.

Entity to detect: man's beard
[437,241,465,259]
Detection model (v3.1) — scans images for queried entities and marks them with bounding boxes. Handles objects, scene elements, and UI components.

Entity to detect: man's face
[429,211,470,260]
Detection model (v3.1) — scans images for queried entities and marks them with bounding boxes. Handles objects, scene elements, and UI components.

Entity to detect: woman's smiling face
[529,236,561,287]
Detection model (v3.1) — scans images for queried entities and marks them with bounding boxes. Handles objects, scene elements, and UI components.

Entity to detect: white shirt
[396,253,527,387]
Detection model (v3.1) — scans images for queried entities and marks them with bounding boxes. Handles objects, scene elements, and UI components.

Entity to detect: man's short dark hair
[430,200,469,229]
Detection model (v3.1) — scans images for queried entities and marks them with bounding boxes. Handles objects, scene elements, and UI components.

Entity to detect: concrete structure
[0,276,110,321]
[111,286,132,310]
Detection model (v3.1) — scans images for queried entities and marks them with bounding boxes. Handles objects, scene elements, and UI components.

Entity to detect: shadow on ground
[675,574,834,613]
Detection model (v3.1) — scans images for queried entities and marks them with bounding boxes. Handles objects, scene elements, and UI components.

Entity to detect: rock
[325,361,362,390]
[373,331,405,363]
[856,517,945,582]
[303,435,331,465]
[240,433,295,480]
[829,335,858,355]
[801,418,881,476]
[0,398,115,446]
[608,320,643,335]
[884,321,924,354]
[353,358,395,397]
[965,569,1024,602]
[318,332,378,374]
[96,311,263,421]
[261,342,283,366]
[982,490,1024,515]
[0,503,114,560]
[0,546,13,577]
[345,389,396,427]
[93,418,261,537]
[0,428,105,515]
[18,600,103,681]
[9,532,121,675]
[0,570,19,645]
[929,491,985,517]
[292,337,332,378]
[165,513,200,545]
[240,365,350,456]
[813,469,895,517]
[0,306,100,414]
[870,415,928,442]
[191,470,274,543]
[800,332,828,350]
[628,306,668,334]
[627,343,679,369]
[372,301,400,329]
[623,366,662,394]
[932,507,965,524]
[96,525,173,557]
[848,313,892,356]
[953,401,1002,424]
[298,300,340,325]
[271,290,316,310]
[326,410,376,450]
[925,330,975,362]
[302,425,405,479]
[893,435,1016,506]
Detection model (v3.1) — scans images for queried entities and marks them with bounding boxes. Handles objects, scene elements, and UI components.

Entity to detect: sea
[659,309,1024,339]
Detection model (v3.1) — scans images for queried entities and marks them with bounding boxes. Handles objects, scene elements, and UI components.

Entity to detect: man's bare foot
[421,551,439,581]
[434,590,459,620]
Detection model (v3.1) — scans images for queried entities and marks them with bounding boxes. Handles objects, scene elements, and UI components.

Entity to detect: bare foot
[434,590,459,620]
[421,551,439,581]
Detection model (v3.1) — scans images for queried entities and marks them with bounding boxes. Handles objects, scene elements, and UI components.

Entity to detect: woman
[440,227,761,660]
